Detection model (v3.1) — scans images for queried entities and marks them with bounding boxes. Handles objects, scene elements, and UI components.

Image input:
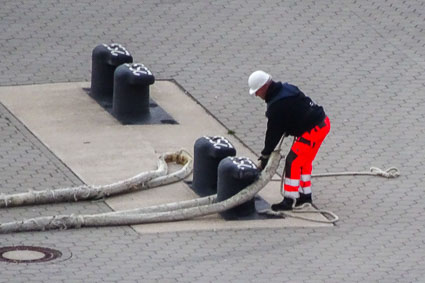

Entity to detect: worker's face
[255,83,268,100]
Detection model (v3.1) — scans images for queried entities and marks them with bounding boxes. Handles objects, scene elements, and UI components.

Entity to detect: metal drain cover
[0,246,62,263]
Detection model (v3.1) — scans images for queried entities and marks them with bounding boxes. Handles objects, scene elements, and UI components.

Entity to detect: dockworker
[248,70,330,211]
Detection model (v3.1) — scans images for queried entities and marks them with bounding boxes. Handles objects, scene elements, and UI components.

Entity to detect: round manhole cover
[0,246,62,263]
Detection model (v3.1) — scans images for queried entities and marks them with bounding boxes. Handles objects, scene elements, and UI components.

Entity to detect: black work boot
[296,193,312,207]
[271,198,295,211]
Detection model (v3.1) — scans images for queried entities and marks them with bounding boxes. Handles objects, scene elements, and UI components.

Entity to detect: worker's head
[248,70,272,100]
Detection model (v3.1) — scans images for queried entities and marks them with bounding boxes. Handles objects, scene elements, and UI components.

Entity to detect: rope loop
[258,204,339,224]
[370,167,400,178]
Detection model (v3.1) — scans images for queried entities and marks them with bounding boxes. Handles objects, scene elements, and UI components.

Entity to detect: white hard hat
[248,70,272,95]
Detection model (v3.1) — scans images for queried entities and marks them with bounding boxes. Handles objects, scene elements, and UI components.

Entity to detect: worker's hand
[257,155,269,171]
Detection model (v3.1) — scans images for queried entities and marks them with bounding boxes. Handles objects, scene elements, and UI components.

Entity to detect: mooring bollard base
[185,179,271,220]
[216,156,280,220]
[83,88,178,125]
[185,181,216,197]
[221,196,272,220]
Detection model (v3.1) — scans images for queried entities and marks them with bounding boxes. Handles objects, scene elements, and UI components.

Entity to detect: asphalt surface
[1,0,424,282]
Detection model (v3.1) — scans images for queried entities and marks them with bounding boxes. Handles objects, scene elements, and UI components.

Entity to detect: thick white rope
[0,150,282,233]
[95,195,216,216]
[0,149,193,208]
[0,136,401,231]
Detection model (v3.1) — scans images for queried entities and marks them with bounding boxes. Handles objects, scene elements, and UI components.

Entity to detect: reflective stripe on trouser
[300,174,311,194]
[284,117,331,197]
[284,178,300,199]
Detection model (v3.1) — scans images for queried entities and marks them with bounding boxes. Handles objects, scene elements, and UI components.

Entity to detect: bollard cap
[219,156,259,180]
[115,63,155,85]
[92,43,133,66]
[199,136,236,158]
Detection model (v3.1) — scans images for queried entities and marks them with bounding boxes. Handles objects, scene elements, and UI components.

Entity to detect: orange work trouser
[283,116,331,199]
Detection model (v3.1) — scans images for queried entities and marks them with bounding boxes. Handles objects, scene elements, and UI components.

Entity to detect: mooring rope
[0,149,192,208]
[259,203,339,224]
[271,165,400,182]
[264,134,400,223]
[268,164,400,223]
[312,166,400,178]
[0,137,401,231]
[0,150,283,233]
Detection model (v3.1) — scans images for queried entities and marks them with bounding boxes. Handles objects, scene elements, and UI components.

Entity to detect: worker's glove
[257,155,269,171]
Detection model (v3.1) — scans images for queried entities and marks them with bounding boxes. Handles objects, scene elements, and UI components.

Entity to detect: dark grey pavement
[1,0,424,282]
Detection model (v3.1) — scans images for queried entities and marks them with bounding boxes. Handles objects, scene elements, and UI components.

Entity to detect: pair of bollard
[192,136,259,220]
[90,43,155,122]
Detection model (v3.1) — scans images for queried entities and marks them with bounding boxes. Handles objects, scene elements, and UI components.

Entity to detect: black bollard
[90,43,133,105]
[112,63,155,123]
[192,136,236,196]
[217,156,259,220]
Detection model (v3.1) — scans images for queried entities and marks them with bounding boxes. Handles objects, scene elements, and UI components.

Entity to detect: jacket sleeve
[261,117,286,156]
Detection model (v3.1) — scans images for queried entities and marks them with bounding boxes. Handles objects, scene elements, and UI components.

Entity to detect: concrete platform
[0,81,332,233]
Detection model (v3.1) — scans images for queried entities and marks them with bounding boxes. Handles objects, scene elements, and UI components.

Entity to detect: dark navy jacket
[261,81,326,156]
